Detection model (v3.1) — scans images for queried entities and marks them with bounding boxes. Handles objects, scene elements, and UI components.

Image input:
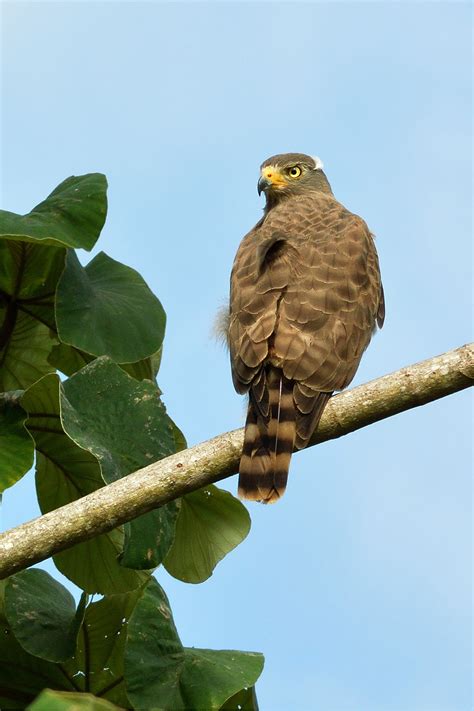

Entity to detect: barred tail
[238,372,296,504]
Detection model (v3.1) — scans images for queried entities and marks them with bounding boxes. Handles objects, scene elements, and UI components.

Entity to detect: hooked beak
[257,176,270,196]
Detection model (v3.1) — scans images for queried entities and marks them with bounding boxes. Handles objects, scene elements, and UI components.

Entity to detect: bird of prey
[228,153,384,503]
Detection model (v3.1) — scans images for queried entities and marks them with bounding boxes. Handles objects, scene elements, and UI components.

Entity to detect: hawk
[228,153,384,503]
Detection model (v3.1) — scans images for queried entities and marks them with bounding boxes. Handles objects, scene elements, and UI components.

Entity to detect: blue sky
[1,2,472,709]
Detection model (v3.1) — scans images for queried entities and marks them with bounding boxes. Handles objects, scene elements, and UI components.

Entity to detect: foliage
[0,176,262,709]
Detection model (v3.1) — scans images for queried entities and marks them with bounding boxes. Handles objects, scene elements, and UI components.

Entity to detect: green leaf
[125,578,264,711]
[0,391,34,492]
[0,575,134,708]
[63,588,143,707]
[48,341,93,377]
[56,251,166,363]
[0,581,132,708]
[119,345,163,382]
[0,241,65,390]
[49,342,164,383]
[4,569,82,663]
[21,373,148,594]
[61,357,180,569]
[0,241,65,308]
[0,173,107,250]
[27,690,121,711]
[219,686,260,710]
[121,500,179,570]
[61,357,176,481]
[169,415,187,452]
[53,532,149,595]
[0,308,57,390]
[21,373,103,500]
[0,605,73,708]
[164,485,251,583]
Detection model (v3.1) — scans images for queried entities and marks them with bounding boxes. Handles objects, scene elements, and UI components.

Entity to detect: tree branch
[0,344,472,579]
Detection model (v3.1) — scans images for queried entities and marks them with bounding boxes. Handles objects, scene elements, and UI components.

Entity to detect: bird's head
[257,153,332,208]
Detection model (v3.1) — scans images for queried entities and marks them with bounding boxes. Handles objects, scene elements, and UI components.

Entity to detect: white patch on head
[310,155,324,171]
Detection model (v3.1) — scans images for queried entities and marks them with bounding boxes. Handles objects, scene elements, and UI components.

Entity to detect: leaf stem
[95,674,125,698]
[57,663,83,692]
[82,619,91,692]
[0,244,27,355]
[16,303,58,334]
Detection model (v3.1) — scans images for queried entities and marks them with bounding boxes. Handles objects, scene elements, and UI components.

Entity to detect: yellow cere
[261,166,288,188]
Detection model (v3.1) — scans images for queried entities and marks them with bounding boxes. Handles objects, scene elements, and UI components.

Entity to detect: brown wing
[229,192,384,499]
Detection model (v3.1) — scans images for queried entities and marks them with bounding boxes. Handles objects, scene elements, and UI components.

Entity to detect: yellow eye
[288,166,302,178]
